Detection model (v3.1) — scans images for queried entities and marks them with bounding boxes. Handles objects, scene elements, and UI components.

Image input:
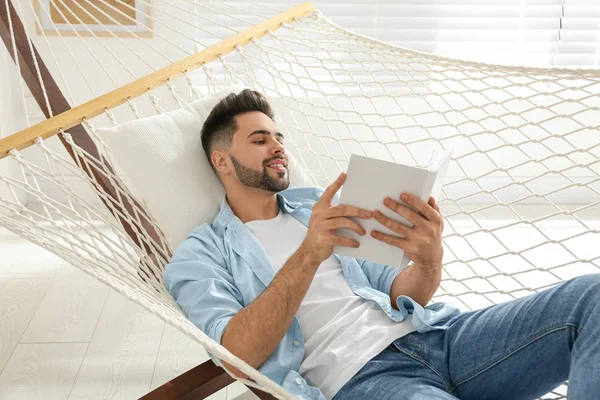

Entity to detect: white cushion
[98,83,315,250]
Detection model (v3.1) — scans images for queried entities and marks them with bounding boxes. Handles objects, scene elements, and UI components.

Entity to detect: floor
[0,227,256,400]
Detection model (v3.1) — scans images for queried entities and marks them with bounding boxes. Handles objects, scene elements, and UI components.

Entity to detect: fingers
[327,217,366,236]
[373,211,411,237]
[429,196,444,230]
[397,193,442,224]
[319,172,346,206]
[332,235,360,249]
[402,193,441,223]
[327,204,372,220]
[430,196,441,215]
[382,196,426,227]
[429,196,440,211]
[370,230,409,250]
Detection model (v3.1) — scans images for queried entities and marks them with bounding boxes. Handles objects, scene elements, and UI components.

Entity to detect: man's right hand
[300,172,373,264]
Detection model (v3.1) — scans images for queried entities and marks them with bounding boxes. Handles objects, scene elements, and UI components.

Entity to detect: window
[193,1,600,68]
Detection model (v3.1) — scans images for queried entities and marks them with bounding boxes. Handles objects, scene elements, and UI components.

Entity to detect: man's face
[228,111,290,193]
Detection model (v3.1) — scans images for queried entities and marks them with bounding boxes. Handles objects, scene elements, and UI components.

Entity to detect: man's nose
[272,140,285,154]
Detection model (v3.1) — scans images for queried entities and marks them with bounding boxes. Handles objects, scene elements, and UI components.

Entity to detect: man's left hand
[371,193,444,275]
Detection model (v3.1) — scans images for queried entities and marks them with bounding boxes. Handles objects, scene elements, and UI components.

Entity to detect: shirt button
[293,340,300,347]
[296,377,302,384]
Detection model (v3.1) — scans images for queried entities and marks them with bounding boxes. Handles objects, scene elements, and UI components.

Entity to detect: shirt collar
[214,191,296,229]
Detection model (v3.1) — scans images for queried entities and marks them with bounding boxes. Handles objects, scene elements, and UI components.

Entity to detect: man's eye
[254,141,265,144]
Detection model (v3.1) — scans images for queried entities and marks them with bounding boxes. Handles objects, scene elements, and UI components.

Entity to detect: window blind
[193,0,600,68]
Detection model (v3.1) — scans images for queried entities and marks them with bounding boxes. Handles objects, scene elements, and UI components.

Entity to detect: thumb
[320,172,346,205]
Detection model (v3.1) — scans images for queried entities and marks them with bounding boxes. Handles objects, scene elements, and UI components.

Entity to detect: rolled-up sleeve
[358,259,401,297]
[163,234,243,348]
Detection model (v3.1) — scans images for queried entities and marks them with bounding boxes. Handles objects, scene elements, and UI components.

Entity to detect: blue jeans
[333,273,600,400]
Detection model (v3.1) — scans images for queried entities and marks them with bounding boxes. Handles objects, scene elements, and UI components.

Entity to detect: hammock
[1,1,599,399]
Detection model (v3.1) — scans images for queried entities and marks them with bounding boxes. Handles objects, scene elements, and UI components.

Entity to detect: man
[163,89,600,400]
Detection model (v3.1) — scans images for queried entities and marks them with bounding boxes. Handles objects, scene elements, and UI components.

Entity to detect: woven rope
[3,3,599,398]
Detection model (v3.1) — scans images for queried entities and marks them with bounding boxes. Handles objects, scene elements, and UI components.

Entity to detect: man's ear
[211,150,231,175]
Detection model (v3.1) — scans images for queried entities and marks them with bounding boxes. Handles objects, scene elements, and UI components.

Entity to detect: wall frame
[34,0,153,38]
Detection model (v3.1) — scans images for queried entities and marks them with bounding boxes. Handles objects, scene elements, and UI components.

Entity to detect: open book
[333,150,452,270]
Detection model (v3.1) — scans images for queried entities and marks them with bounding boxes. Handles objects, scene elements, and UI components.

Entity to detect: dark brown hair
[201,89,274,170]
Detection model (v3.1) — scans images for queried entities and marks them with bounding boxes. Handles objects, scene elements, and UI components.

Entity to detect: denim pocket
[390,333,425,361]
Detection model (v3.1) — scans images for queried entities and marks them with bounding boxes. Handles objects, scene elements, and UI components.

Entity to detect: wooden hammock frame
[0,1,314,399]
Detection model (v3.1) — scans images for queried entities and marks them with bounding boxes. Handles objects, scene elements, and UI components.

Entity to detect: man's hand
[371,193,444,276]
[300,172,374,264]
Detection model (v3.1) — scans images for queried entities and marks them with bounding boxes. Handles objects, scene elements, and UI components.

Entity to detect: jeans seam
[392,343,454,393]
[392,338,424,359]
[451,322,579,392]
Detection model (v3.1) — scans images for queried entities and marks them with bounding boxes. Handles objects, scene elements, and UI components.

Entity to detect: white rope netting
[2,1,600,399]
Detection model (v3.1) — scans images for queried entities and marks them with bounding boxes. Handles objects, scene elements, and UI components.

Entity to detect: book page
[428,150,453,200]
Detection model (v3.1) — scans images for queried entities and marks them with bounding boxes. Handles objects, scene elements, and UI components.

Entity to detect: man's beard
[230,155,290,193]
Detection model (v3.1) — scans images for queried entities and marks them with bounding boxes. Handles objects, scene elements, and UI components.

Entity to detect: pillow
[98,83,316,250]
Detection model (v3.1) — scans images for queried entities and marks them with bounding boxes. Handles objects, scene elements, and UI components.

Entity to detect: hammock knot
[307,9,324,20]
[62,132,74,144]
[126,98,141,119]
[82,118,95,132]
[8,149,20,159]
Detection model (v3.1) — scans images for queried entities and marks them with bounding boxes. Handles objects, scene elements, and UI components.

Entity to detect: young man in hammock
[163,89,600,400]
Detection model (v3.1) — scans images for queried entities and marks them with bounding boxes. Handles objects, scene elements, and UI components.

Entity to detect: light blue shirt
[163,187,461,400]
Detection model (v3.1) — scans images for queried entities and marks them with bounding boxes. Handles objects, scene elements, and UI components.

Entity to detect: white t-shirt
[245,210,416,399]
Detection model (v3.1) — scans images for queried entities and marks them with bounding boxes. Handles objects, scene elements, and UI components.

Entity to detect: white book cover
[333,150,452,270]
